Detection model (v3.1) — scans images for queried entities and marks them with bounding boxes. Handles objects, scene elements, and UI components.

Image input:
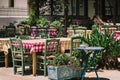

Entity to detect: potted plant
[50,20,61,29]
[20,19,29,25]
[37,17,49,28]
[47,53,81,80]
[50,20,63,37]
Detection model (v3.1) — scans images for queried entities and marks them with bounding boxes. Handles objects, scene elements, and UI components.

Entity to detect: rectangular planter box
[47,65,81,80]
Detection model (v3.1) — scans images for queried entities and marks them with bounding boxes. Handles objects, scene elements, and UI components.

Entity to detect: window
[39,0,64,15]
[9,0,14,7]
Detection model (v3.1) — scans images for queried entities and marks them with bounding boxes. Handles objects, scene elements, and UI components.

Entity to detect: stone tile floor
[0,67,120,80]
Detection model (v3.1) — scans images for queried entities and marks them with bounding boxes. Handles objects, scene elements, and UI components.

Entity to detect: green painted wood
[37,38,60,76]
[10,38,32,76]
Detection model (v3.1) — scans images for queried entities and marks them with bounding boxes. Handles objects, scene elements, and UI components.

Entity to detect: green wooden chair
[70,36,88,70]
[71,25,87,36]
[17,35,30,40]
[70,36,83,56]
[37,38,60,76]
[10,38,32,76]
[5,25,16,37]
[35,28,49,39]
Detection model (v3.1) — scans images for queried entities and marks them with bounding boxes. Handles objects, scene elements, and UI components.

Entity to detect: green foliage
[72,50,82,59]
[48,53,80,67]
[53,53,70,66]
[20,10,37,26]
[21,0,38,26]
[16,35,30,40]
[20,19,29,24]
[28,10,38,26]
[37,17,49,28]
[50,20,63,37]
[50,20,61,28]
[80,27,120,69]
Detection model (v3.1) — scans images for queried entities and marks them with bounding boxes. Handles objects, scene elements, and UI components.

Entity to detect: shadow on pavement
[67,77,110,80]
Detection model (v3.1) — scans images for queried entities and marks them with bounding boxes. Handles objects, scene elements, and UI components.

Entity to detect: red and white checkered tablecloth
[22,39,59,54]
[12,38,71,54]
[114,31,120,41]
[101,27,117,34]
[0,38,10,55]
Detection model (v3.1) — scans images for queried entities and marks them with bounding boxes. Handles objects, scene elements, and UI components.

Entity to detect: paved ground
[0,67,120,80]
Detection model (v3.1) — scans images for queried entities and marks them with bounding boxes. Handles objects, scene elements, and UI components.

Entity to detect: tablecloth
[114,31,120,41]
[0,38,10,55]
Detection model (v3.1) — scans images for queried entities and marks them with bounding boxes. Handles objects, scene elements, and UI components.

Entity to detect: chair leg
[22,62,25,76]
[13,61,17,74]
[14,66,17,74]
[44,59,47,76]
[36,58,40,70]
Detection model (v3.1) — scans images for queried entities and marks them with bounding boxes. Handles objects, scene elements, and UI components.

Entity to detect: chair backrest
[72,25,87,36]
[30,27,49,39]
[10,38,24,59]
[45,38,60,55]
[37,28,49,38]
[17,35,30,40]
[5,25,16,37]
[70,36,82,55]
[0,29,6,38]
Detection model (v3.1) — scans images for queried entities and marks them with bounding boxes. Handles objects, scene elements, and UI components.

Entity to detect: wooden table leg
[5,54,8,68]
[32,53,36,76]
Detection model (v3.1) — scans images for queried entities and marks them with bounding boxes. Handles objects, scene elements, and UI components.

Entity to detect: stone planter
[47,65,81,80]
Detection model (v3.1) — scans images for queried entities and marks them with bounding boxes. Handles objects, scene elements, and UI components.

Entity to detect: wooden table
[1,38,71,76]
[22,39,46,76]
[22,38,71,76]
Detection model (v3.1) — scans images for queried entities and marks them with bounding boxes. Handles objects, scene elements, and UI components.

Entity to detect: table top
[22,37,71,42]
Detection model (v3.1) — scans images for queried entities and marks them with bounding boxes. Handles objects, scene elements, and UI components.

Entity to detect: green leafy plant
[50,20,61,29]
[80,27,120,69]
[16,35,30,40]
[20,19,29,24]
[48,53,80,67]
[37,17,49,28]
[50,20,63,37]
[20,10,37,26]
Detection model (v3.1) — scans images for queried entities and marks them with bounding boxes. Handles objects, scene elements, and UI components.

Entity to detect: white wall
[14,0,28,8]
[0,0,9,7]
[0,0,28,28]
[0,0,28,8]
